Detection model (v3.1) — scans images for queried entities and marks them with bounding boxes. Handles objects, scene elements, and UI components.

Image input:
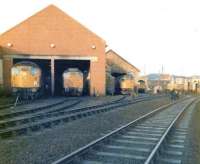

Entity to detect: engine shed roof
[106,49,140,76]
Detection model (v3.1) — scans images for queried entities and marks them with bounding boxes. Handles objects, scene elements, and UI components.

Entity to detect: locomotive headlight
[34,81,38,86]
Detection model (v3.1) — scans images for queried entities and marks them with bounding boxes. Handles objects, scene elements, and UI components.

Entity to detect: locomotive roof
[14,61,40,68]
[64,68,82,72]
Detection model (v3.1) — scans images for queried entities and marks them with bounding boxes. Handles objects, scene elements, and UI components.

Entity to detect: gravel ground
[0,97,67,114]
[182,99,200,164]
[0,96,170,164]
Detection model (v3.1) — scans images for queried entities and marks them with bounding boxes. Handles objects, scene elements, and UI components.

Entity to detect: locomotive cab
[11,61,42,99]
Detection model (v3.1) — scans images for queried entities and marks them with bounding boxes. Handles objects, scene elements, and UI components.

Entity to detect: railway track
[0,97,60,110]
[52,97,196,164]
[0,95,153,119]
[0,98,80,120]
[154,97,196,164]
[0,95,164,139]
[0,95,127,120]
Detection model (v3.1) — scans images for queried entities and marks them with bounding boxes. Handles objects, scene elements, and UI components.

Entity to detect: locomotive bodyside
[63,68,83,96]
[11,61,42,99]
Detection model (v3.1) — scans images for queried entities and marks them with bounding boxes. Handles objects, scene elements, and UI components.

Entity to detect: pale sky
[0,0,200,76]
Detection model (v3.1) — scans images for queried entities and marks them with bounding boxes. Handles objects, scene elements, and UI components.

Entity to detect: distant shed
[106,49,140,78]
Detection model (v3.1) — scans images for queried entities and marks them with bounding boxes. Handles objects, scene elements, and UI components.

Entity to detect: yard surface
[0,97,15,105]
[0,96,170,164]
[188,101,200,164]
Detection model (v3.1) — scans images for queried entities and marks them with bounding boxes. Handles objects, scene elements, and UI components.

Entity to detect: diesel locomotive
[62,68,83,96]
[118,74,135,95]
[11,61,42,99]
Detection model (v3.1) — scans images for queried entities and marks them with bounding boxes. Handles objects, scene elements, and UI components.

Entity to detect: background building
[146,73,171,93]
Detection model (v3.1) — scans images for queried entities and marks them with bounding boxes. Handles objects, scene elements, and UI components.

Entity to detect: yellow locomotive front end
[11,62,41,99]
[63,68,83,96]
[119,74,135,95]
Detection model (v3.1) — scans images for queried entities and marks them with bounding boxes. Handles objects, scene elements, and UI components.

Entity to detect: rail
[144,98,198,164]
[52,99,179,164]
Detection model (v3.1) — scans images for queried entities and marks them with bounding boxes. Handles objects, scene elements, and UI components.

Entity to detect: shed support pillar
[51,58,55,96]
[3,57,13,92]
[90,60,106,96]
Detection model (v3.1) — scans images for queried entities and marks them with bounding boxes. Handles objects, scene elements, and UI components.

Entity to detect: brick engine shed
[0,5,106,96]
[0,5,140,97]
